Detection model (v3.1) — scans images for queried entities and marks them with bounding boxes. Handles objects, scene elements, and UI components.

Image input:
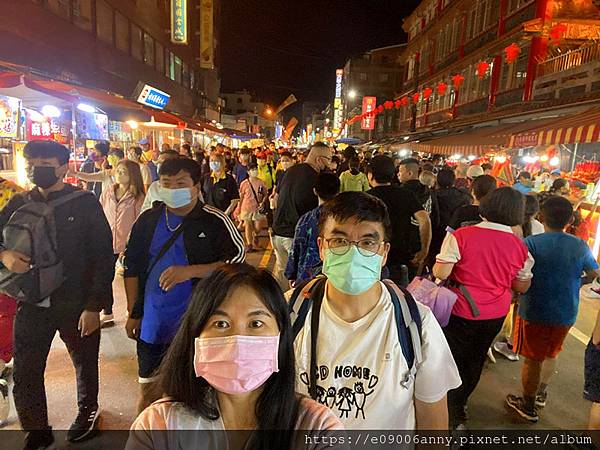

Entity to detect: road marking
[570,327,590,345]
[258,244,273,270]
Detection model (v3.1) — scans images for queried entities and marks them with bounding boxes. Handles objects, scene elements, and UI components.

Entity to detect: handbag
[406,276,457,327]
[248,181,268,218]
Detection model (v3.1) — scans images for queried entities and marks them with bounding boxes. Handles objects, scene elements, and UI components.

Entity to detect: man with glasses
[290,191,460,430]
[271,142,332,290]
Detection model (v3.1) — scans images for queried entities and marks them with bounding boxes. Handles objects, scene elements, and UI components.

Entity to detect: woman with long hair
[99,160,145,325]
[128,264,342,450]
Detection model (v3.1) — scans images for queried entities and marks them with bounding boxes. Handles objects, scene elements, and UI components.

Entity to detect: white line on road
[570,327,590,345]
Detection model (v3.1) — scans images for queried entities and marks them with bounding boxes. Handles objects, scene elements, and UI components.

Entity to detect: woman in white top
[127,263,343,450]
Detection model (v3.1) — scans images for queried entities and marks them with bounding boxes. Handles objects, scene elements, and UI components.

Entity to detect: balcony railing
[537,43,600,77]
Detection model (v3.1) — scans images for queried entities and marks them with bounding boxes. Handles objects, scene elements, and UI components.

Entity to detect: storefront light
[540,154,549,162]
[549,156,560,167]
[468,155,476,161]
[77,103,96,113]
[7,96,20,110]
[523,155,535,164]
[495,155,507,164]
[41,105,61,118]
[403,136,410,141]
[26,109,45,122]
[452,153,462,160]
[126,120,139,129]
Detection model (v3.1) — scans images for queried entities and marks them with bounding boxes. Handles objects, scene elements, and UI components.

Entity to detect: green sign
[171,0,187,44]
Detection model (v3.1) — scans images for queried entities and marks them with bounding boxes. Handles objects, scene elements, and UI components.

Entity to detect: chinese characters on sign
[333,69,344,135]
[27,115,70,143]
[200,0,214,69]
[171,0,187,44]
[361,97,377,130]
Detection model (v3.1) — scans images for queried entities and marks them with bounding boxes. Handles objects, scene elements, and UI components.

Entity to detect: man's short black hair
[437,169,456,188]
[131,146,143,158]
[472,175,497,201]
[342,146,357,160]
[367,155,396,184]
[161,149,180,158]
[541,196,573,230]
[319,191,392,242]
[159,157,202,184]
[280,151,293,159]
[399,158,420,167]
[519,171,532,180]
[479,186,525,226]
[481,163,493,171]
[109,148,125,159]
[314,172,340,202]
[23,140,70,165]
[94,142,110,157]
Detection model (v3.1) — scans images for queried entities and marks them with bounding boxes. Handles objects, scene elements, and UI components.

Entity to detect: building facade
[0,0,221,119]
[221,90,275,138]
[397,0,600,133]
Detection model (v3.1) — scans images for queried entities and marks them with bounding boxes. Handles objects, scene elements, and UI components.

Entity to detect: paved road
[1,241,597,433]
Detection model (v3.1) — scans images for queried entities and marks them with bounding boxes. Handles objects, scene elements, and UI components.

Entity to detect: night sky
[220,0,421,109]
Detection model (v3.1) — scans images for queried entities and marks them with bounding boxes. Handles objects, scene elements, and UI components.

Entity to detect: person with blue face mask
[290,191,461,431]
[123,158,245,413]
[201,153,240,215]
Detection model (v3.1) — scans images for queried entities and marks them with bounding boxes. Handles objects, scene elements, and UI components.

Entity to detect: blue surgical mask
[210,161,221,172]
[159,186,193,209]
[322,246,383,295]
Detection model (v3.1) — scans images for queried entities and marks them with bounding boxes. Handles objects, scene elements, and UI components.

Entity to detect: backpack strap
[289,276,325,338]
[383,279,423,388]
[47,190,92,209]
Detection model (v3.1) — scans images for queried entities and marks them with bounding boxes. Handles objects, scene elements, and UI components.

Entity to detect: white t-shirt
[293,281,462,430]
[139,163,153,187]
[531,218,545,236]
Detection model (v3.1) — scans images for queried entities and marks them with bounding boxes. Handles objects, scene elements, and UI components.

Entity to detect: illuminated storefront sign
[0,95,20,138]
[333,69,344,134]
[171,0,188,44]
[200,0,214,69]
[361,96,377,130]
[136,84,171,110]
[27,115,70,143]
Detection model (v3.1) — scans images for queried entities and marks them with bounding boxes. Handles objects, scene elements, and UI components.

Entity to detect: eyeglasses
[324,237,384,257]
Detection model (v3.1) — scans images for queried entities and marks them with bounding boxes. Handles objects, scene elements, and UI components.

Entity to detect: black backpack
[289,276,423,400]
[0,190,90,304]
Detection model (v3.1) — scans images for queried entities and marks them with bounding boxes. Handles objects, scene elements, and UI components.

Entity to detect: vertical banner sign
[361,96,377,130]
[171,0,187,44]
[200,0,214,69]
[332,69,344,135]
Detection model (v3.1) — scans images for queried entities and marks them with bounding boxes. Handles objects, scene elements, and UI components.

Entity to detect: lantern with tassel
[377,105,384,113]
[452,74,465,90]
[423,87,433,100]
[437,82,448,96]
[504,43,521,64]
[400,96,409,106]
[412,92,421,104]
[476,61,490,79]
[384,100,394,110]
[395,99,402,109]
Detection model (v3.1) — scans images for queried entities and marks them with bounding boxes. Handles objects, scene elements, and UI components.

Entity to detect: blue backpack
[289,276,423,400]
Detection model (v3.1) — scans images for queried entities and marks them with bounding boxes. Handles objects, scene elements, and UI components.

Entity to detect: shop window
[144,33,155,67]
[236,98,243,104]
[358,72,367,81]
[47,0,71,20]
[168,52,176,80]
[72,0,92,32]
[115,12,129,54]
[131,23,143,61]
[182,63,189,89]
[155,41,164,74]
[379,73,389,83]
[96,0,114,45]
[174,56,182,84]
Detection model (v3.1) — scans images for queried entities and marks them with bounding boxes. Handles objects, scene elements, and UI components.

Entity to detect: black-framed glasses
[324,237,384,257]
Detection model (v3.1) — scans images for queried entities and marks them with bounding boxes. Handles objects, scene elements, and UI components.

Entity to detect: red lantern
[400,96,409,106]
[437,82,448,96]
[384,100,394,110]
[452,74,465,90]
[394,99,402,109]
[412,92,421,104]
[504,43,521,64]
[476,61,490,79]
[377,105,384,113]
[423,87,433,100]
[550,23,567,44]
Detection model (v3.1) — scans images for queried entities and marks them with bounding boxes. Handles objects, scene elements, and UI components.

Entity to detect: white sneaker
[0,378,9,425]
[493,341,520,361]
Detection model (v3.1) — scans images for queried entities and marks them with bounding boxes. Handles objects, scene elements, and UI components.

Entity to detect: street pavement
[0,239,597,434]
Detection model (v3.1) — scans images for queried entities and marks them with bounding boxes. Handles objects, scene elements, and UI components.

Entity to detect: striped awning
[508,108,600,147]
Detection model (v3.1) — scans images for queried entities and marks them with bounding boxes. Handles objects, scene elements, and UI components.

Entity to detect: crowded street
[3,1,600,449]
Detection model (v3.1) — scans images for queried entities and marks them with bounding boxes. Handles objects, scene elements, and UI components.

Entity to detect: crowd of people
[0,139,597,450]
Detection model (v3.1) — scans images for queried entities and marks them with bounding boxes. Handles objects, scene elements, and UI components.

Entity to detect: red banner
[361,96,377,130]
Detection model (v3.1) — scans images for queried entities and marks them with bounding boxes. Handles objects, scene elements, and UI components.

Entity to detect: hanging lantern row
[504,43,521,64]
[476,60,490,79]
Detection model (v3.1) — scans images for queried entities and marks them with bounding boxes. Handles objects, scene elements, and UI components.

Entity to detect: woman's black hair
[248,162,258,171]
[549,178,569,194]
[158,264,300,448]
[522,195,540,238]
[479,187,525,226]
[471,174,497,201]
[437,169,456,189]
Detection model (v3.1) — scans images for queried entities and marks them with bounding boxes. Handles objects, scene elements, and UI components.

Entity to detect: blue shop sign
[136,84,171,110]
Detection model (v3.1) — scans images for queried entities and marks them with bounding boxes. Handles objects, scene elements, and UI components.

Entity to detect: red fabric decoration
[437,82,448,96]
[550,23,568,45]
[476,61,490,79]
[395,99,402,109]
[423,87,433,100]
[504,43,521,64]
[452,74,465,90]
[412,92,421,104]
[384,101,394,110]
[377,105,384,113]
[400,96,409,106]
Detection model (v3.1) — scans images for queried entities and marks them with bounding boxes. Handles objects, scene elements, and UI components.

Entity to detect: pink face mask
[194,335,280,395]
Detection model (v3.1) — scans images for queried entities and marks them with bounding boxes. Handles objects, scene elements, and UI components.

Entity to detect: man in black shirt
[271,142,332,289]
[368,155,431,285]
[399,158,440,230]
[201,153,239,216]
[449,174,497,229]
[0,141,114,448]
[79,142,109,197]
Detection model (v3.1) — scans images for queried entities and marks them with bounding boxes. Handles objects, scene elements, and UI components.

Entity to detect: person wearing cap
[513,171,533,195]
[466,164,484,181]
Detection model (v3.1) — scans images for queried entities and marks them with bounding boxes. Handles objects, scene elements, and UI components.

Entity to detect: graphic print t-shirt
[293,282,462,430]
